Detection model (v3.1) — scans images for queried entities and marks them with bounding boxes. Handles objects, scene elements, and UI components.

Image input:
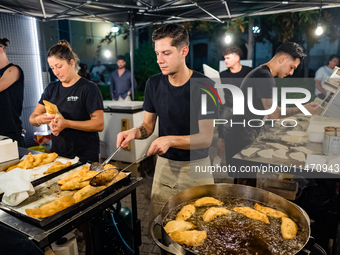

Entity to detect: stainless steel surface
[0,177,144,248]
[151,184,311,255]
[90,146,122,171]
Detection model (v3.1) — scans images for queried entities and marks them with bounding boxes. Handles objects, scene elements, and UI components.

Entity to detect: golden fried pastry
[176,204,195,221]
[32,154,48,167]
[37,152,58,166]
[103,164,117,170]
[6,163,19,172]
[44,161,71,174]
[57,166,89,185]
[194,197,223,207]
[105,172,127,186]
[60,177,90,190]
[73,185,106,203]
[81,171,98,182]
[25,196,75,219]
[169,230,207,246]
[203,207,231,222]
[164,220,196,234]
[7,153,35,172]
[43,100,58,115]
[91,168,119,186]
[254,203,287,218]
[233,207,269,224]
[281,217,297,239]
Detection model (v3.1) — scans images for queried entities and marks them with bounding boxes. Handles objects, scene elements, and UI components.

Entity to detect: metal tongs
[90,153,148,187]
[89,146,122,172]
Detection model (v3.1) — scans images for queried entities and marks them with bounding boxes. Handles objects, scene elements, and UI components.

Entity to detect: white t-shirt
[91,65,106,74]
[314,65,334,95]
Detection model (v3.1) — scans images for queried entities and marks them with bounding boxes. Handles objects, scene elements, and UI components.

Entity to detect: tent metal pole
[188,0,224,23]
[39,0,47,19]
[129,12,135,101]
[46,2,87,21]
[222,1,231,18]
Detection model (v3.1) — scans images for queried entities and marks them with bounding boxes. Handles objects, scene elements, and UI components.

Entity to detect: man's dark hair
[116,55,125,61]
[276,42,306,62]
[223,46,243,59]
[152,24,189,49]
[328,54,339,62]
[0,37,10,50]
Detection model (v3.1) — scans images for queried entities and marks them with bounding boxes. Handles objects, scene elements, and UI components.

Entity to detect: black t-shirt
[225,65,275,161]
[0,63,24,136]
[143,71,219,161]
[38,77,104,162]
[220,66,253,107]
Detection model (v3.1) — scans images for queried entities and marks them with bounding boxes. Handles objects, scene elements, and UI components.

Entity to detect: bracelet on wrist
[36,116,41,126]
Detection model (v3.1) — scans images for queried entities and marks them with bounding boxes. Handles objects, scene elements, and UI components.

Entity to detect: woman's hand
[36,114,55,126]
[50,118,68,136]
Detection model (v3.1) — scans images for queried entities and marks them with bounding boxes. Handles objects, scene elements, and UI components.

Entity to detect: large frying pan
[150,184,312,255]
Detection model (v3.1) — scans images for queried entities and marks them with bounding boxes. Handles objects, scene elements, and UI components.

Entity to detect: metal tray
[0,164,131,227]
[0,161,83,198]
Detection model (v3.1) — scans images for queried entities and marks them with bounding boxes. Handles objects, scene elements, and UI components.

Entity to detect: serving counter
[0,147,145,254]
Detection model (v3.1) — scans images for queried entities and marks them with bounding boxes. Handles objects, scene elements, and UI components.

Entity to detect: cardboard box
[0,139,19,163]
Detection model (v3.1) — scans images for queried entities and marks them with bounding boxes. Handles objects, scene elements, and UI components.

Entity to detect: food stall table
[0,176,145,254]
[232,115,340,179]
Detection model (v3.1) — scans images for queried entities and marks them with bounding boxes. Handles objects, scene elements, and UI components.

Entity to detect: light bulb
[315,24,323,36]
[225,34,232,44]
[111,26,119,33]
[104,50,111,58]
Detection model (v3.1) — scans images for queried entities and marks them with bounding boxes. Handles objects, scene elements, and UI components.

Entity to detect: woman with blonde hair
[29,40,104,162]
[0,38,25,146]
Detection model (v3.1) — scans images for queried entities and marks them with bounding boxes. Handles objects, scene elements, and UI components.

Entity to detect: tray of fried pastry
[0,153,81,189]
[0,163,130,227]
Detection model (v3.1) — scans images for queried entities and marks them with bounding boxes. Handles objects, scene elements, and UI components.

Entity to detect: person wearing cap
[110,55,137,101]
[314,54,339,99]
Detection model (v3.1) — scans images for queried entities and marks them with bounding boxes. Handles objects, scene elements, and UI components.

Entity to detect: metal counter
[0,176,145,254]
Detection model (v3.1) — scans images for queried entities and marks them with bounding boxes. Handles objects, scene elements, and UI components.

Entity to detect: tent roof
[1,0,340,26]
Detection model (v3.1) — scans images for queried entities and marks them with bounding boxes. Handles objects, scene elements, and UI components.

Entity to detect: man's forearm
[136,124,154,140]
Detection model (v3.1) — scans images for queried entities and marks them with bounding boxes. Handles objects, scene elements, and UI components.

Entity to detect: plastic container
[34,130,52,153]
[28,146,45,153]
[51,232,78,255]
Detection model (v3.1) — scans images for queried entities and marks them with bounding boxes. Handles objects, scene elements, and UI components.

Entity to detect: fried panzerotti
[176,204,196,221]
[57,166,89,185]
[6,153,35,172]
[25,196,75,219]
[105,172,127,186]
[81,171,98,182]
[37,152,58,166]
[169,230,207,246]
[203,207,231,222]
[281,217,298,239]
[164,220,196,234]
[44,161,71,174]
[32,154,48,167]
[254,203,287,218]
[194,197,223,207]
[43,100,58,115]
[233,207,269,224]
[90,168,119,186]
[104,164,117,170]
[73,185,106,203]
[60,177,90,190]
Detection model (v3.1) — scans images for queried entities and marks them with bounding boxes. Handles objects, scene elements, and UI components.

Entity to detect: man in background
[224,42,318,186]
[314,54,339,99]
[110,55,136,101]
[91,60,106,83]
[213,46,252,166]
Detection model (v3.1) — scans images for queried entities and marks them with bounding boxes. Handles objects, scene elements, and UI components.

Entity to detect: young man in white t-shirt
[314,54,339,99]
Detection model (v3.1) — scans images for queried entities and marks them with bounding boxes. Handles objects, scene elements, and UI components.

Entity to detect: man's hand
[304,102,319,115]
[147,137,171,156]
[117,128,138,148]
[50,118,67,136]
